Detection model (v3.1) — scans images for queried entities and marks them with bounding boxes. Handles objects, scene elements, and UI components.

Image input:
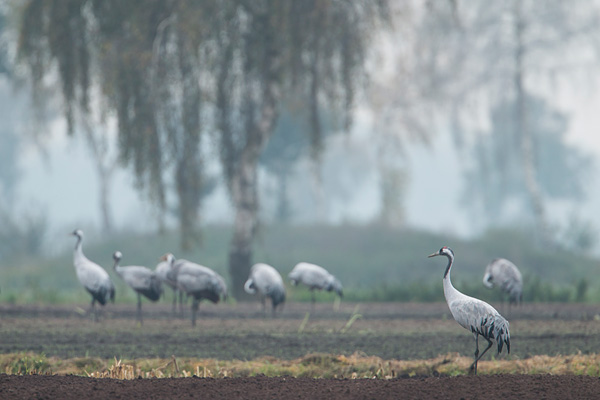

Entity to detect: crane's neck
[113,259,123,274]
[73,235,86,265]
[442,253,459,301]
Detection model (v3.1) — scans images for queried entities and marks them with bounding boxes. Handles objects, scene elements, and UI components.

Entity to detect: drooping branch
[16,0,390,296]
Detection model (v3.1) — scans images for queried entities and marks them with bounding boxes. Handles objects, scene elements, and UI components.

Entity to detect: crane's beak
[427,252,439,258]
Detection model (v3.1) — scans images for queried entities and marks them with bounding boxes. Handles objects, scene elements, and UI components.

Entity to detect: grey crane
[112,251,162,325]
[429,246,510,374]
[71,229,115,322]
[288,262,343,306]
[161,253,227,326]
[483,258,523,306]
[155,257,183,315]
[244,263,286,315]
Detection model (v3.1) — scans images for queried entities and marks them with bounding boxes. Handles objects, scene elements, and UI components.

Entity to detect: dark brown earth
[2,373,600,399]
[2,302,600,399]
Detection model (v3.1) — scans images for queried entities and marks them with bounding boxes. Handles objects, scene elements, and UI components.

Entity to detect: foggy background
[2,0,600,303]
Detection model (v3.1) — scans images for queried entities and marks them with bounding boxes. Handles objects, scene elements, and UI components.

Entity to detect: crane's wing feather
[449,297,510,354]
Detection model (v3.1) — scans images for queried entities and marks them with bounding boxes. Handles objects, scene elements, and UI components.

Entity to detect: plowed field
[1,302,599,399]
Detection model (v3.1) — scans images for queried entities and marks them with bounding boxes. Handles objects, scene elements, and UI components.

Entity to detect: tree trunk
[98,165,114,234]
[225,6,281,299]
[275,170,290,223]
[176,34,202,251]
[229,148,260,300]
[514,1,549,245]
[228,88,279,299]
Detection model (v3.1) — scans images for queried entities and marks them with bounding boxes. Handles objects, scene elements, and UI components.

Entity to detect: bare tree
[378,0,599,243]
[16,0,390,297]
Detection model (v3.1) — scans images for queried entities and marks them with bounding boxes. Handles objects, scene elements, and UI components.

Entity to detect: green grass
[0,224,598,304]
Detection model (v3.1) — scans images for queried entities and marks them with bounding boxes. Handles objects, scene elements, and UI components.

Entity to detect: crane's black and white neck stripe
[72,229,84,251]
[435,246,454,279]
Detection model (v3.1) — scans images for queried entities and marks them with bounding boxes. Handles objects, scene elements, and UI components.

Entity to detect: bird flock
[70,229,342,326]
[70,228,523,375]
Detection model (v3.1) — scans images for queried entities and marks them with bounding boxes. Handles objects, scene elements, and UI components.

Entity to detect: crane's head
[428,246,455,278]
[428,246,454,259]
[71,229,83,238]
[160,253,175,266]
[113,251,122,262]
[483,272,494,288]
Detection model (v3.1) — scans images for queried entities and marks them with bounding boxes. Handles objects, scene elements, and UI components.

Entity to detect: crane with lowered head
[288,262,343,307]
[483,258,523,306]
[244,263,286,315]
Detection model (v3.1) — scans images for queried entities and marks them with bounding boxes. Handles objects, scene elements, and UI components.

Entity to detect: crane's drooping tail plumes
[325,276,343,298]
[137,278,163,302]
[91,285,115,306]
[429,246,510,374]
[472,312,511,355]
[269,285,286,309]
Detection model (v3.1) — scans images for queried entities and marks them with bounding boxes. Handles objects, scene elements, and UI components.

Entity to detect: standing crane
[71,229,115,322]
[112,251,163,325]
[244,263,286,315]
[483,258,523,306]
[288,262,343,307]
[161,253,227,326]
[428,246,510,374]
[155,257,183,315]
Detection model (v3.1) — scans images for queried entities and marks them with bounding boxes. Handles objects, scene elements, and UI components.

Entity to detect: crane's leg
[469,334,493,374]
[261,295,266,314]
[469,333,480,374]
[311,289,316,312]
[179,291,185,317]
[171,288,177,315]
[137,293,143,325]
[476,337,494,363]
[191,299,199,327]
[90,298,97,322]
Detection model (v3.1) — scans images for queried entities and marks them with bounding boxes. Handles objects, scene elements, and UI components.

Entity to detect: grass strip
[2,351,600,378]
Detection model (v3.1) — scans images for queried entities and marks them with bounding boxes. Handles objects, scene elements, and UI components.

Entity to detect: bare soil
[2,302,600,399]
[2,373,600,399]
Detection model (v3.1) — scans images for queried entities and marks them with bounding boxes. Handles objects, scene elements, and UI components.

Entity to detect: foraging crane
[428,246,510,374]
[161,253,227,326]
[112,251,163,325]
[244,263,286,314]
[483,258,523,306]
[71,229,115,322]
[155,257,183,314]
[288,262,343,306]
